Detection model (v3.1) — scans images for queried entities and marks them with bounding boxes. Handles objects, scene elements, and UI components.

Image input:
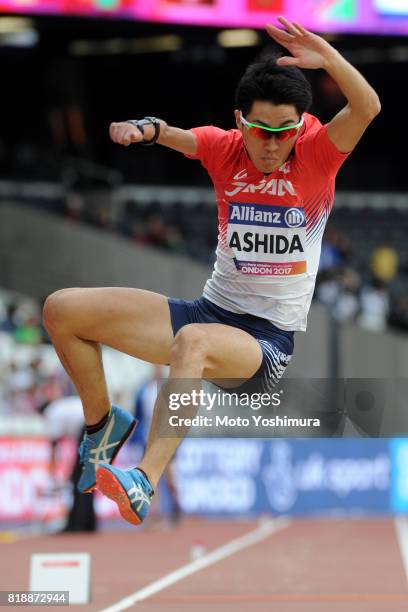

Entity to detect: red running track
[1,517,408,612]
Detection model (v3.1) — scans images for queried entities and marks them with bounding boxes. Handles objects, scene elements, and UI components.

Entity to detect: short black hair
[235,53,313,117]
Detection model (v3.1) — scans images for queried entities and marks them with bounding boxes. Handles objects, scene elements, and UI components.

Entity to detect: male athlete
[43,18,380,525]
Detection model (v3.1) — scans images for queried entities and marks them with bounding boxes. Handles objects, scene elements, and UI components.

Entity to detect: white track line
[395,516,408,582]
[100,517,291,612]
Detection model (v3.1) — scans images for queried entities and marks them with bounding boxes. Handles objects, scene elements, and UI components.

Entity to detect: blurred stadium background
[1,0,408,609]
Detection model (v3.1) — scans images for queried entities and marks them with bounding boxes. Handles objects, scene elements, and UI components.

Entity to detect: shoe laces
[79,435,93,465]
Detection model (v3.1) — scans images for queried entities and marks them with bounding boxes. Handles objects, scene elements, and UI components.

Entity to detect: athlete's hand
[266,17,339,70]
[109,121,146,146]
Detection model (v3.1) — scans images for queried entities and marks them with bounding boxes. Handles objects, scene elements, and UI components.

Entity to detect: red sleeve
[184,126,233,175]
[296,117,351,178]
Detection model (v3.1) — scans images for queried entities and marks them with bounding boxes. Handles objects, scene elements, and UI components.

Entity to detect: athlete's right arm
[109,120,198,156]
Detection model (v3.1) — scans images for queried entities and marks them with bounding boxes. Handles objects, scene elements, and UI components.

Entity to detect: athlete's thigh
[57,287,174,364]
[200,323,263,382]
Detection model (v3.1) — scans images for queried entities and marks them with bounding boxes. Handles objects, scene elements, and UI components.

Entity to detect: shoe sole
[81,419,137,494]
[96,466,142,526]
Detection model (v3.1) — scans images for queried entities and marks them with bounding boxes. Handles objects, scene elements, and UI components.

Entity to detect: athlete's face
[235,101,301,174]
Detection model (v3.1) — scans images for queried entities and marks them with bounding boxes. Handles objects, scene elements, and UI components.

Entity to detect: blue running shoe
[96,465,153,525]
[78,405,136,493]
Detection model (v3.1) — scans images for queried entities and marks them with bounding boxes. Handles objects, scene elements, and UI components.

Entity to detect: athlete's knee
[170,324,209,365]
[43,288,79,334]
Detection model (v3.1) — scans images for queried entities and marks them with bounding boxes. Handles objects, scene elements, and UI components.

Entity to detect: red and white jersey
[186,113,350,331]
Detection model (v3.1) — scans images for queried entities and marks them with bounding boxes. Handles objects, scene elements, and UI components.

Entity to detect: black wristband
[126,117,161,145]
[126,119,145,138]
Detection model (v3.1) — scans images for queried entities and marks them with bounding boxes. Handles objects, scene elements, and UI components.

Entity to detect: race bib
[227,202,307,277]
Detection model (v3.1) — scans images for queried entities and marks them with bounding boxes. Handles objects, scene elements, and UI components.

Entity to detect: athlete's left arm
[266,17,381,153]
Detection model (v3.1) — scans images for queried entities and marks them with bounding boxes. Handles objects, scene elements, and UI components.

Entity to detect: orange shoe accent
[96,467,141,526]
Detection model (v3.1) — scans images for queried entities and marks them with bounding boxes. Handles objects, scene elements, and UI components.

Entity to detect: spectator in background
[6,362,38,414]
[319,225,350,273]
[389,293,408,332]
[0,299,44,345]
[331,268,361,323]
[317,267,361,323]
[40,394,98,533]
[371,242,398,284]
[144,214,184,252]
[0,303,18,335]
[317,224,355,313]
[358,278,389,332]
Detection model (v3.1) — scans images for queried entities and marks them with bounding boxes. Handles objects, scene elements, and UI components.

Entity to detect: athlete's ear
[234,109,243,132]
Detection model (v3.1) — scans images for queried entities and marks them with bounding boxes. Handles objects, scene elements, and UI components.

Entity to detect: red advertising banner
[0,437,141,523]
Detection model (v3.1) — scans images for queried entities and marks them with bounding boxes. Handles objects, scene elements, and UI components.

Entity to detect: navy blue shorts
[168,296,294,391]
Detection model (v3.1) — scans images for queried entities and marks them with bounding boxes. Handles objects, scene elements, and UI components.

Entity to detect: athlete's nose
[264,136,280,152]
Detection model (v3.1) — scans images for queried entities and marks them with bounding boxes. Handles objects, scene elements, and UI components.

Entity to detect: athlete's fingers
[122,127,133,145]
[293,21,310,36]
[109,122,119,141]
[129,130,143,143]
[266,23,295,42]
[110,122,127,144]
[277,16,303,37]
[109,122,142,146]
[276,56,301,66]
